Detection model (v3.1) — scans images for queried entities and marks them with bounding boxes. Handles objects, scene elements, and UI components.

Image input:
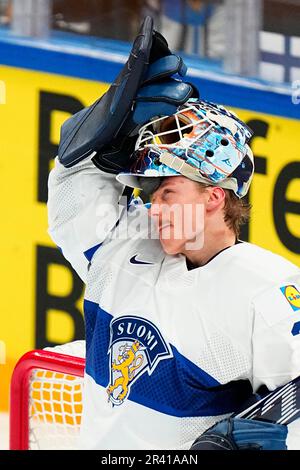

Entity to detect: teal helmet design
[116,98,254,198]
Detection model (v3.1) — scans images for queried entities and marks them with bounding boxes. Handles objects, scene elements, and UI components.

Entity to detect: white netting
[28,368,84,450]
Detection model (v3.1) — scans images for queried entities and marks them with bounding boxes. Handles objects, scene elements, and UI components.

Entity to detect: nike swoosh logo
[129,254,154,265]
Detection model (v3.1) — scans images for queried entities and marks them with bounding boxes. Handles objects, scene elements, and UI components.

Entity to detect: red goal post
[10,348,85,450]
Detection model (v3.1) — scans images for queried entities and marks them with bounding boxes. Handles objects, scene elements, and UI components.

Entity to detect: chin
[159,239,184,255]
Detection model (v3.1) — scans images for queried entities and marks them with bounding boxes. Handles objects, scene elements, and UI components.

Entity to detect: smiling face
[149,176,209,254]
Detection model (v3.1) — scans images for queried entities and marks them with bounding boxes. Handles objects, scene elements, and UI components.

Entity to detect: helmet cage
[117,100,254,198]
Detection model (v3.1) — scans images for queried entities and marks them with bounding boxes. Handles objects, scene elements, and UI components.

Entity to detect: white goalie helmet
[117,98,254,198]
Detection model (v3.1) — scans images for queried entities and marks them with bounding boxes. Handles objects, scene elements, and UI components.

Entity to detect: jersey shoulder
[233,242,300,283]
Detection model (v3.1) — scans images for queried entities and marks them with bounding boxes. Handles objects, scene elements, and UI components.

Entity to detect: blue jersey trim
[83,243,102,262]
[84,299,253,418]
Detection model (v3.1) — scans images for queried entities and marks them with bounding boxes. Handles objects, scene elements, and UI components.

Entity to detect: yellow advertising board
[236,108,300,261]
[0,65,108,410]
[0,64,299,412]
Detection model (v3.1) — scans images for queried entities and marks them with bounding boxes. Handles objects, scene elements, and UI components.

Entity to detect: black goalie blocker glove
[190,417,288,451]
[58,16,198,172]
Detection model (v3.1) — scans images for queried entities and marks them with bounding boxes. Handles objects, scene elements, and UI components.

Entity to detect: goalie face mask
[116,99,254,198]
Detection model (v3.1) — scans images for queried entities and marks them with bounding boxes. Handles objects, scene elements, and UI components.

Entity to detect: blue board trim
[0,28,298,119]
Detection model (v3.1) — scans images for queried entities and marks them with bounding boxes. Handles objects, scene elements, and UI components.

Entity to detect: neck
[182,227,236,267]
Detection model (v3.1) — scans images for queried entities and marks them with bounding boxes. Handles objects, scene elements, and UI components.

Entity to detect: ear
[206,187,226,213]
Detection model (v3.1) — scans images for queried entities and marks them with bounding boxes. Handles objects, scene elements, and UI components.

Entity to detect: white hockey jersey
[48,157,300,450]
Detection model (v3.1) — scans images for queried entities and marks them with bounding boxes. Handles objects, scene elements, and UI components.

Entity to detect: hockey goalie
[47,17,300,450]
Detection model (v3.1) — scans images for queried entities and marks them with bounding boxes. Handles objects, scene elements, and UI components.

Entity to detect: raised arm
[47,16,197,282]
[48,158,125,282]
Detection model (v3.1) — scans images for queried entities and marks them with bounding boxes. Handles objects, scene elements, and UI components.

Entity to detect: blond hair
[198,183,251,237]
[223,190,251,237]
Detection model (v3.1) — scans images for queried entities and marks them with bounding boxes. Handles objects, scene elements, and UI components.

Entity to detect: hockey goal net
[10,343,85,450]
